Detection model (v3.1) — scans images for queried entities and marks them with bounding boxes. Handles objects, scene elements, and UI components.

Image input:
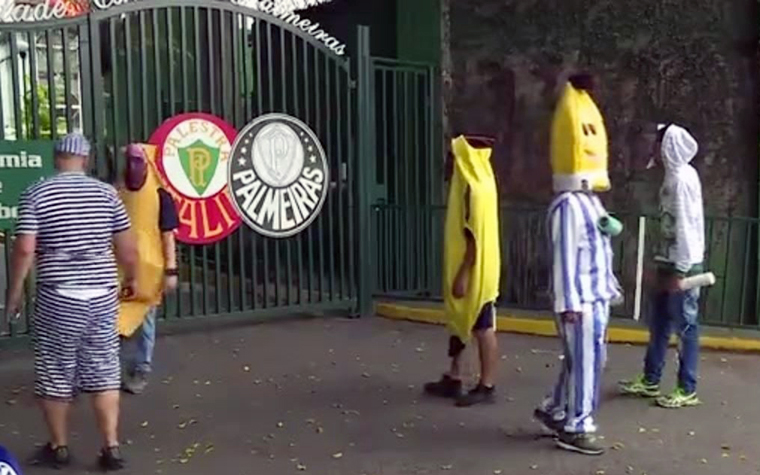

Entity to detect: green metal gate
[1,2,428,339]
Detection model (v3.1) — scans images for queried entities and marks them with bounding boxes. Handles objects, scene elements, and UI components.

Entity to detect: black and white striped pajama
[33,286,121,399]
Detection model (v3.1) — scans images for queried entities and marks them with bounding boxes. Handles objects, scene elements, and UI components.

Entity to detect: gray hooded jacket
[654,124,705,274]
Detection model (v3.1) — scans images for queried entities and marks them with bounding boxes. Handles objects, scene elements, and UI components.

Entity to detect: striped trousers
[540,300,609,434]
[33,286,121,400]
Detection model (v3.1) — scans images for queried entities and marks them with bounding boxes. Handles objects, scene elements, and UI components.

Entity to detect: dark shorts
[448,302,496,357]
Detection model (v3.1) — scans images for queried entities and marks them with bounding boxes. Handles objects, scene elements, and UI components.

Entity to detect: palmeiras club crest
[228,113,329,238]
[149,113,241,245]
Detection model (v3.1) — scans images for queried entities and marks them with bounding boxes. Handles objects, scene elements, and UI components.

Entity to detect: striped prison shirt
[15,172,131,288]
[548,191,620,314]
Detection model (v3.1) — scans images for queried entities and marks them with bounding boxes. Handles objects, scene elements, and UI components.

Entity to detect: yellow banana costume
[443,136,501,342]
[117,144,165,337]
[550,80,609,193]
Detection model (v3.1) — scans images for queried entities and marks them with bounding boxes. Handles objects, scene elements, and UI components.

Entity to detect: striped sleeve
[551,197,582,314]
[110,189,131,234]
[15,188,38,235]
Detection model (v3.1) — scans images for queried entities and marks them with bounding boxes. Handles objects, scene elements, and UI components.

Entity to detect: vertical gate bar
[185,8,199,317]
[0,34,6,140]
[403,71,412,292]
[425,67,434,291]
[152,9,163,124]
[324,53,335,301]
[80,21,96,172]
[380,68,389,292]
[413,72,422,292]
[231,12,240,126]
[28,31,40,138]
[167,8,177,114]
[180,7,188,112]
[280,27,293,307]
[292,34,304,305]
[108,19,120,171]
[124,12,135,142]
[720,220,733,323]
[240,16,253,310]
[221,12,235,312]
[739,223,751,324]
[202,245,209,315]
[314,51,325,302]
[45,31,57,140]
[303,39,314,303]
[194,6,202,112]
[252,16,263,309]
[335,61,346,300]
[60,28,73,133]
[346,57,355,300]
[355,26,375,315]
[231,13,245,311]
[9,33,23,137]
[139,11,149,138]
[392,71,402,290]
[267,23,281,307]
[254,18,263,114]
[259,21,271,308]
[240,15,250,122]
[208,9,222,314]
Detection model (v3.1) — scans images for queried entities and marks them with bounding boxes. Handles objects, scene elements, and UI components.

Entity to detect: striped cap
[55,132,91,157]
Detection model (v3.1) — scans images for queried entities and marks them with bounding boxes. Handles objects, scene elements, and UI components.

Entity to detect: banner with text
[0,140,55,231]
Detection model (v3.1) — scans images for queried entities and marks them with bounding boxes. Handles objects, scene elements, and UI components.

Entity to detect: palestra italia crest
[228,113,329,238]
[149,113,241,245]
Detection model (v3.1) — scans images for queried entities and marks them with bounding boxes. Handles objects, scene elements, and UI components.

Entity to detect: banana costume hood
[118,143,166,337]
[443,136,501,342]
[551,77,609,193]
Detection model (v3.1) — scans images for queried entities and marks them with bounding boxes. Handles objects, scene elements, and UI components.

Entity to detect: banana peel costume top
[537,75,622,441]
[117,144,166,337]
[443,136,501,343]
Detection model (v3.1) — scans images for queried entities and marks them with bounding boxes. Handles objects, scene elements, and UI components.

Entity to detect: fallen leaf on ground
[141,421,149,428]
[529,464,538,470]
[332,452,343,459]
[700,458,708,464]
[243,365,251,372]
[277,422,284,428]
[297,463,306,470]
[440,465,452,470]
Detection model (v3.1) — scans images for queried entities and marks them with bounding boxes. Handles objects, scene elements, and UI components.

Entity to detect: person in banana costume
[118,143,179,394]
[533,74,622,456]
[424,134,502,407]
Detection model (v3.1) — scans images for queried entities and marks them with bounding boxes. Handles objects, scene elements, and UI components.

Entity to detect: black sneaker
[98,446,125,471]
[30,443,71,469]
[424,375,463,399]
[533,408,564,434]
[455,384,495,407]
[555,431,605,456]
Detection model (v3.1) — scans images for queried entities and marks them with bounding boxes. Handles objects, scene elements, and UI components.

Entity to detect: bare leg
[448,352,463,380]
[39,399,71,447]
[475,328,498,387]
[91,390,120,447]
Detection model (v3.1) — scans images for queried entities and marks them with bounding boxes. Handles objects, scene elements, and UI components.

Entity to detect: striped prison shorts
[32,286,121,399]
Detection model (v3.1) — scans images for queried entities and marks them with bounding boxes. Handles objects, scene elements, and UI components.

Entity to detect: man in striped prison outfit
[4,133,138,471]
[532,74,621,456]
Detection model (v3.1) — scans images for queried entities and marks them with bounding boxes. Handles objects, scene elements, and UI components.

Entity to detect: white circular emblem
[0,461,18,475]
[228,114,329,238]
[160,118,232,199]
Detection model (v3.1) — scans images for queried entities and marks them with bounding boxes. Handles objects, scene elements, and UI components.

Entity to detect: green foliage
[21,76,68,139]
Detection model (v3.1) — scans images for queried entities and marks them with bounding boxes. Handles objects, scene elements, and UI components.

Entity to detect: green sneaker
[655,387,701,409]
[618,374,660,398]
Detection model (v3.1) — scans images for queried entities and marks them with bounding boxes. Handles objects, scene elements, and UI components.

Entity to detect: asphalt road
[0,316,759,475]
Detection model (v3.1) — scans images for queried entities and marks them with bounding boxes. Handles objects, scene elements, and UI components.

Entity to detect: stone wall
[446,0,759,216]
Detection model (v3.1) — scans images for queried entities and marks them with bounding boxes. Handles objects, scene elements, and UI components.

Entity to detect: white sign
[0,0,345,56]
[228,113,329,238]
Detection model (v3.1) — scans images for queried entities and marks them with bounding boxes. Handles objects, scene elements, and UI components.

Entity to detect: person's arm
[668,180,699,290]
[158,189,179,291]
[4,192,38,321]
[452,187,476,298]
[110,190,137,293]
[551,197,583,320]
